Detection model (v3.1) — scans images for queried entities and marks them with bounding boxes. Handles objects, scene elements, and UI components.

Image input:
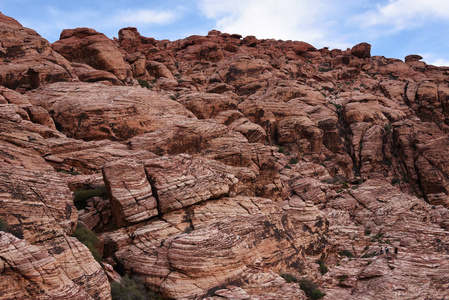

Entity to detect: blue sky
[1,0,449,66]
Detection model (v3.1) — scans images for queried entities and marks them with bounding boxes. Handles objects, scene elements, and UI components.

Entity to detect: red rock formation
[28,82,195,141]
[52,28,129,82]
[0,13,76,90]
[1,11,449,300]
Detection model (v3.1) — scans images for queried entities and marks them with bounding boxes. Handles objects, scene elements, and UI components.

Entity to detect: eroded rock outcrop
[28,82,195,141]
[109,196,328,299]
[2,10,449,300]
[52,28,129,81]
[0,13,76,90]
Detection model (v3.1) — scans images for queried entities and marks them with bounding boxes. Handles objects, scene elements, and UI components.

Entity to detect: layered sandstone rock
[110,196,328,299]
[52,28,128,81]
[322,179,449,299]
[0,140,76,243]
[1,10,449,300]
[27,82,195,141]
[102,158,158,226]
[0,232,93,300]
[0,13,76,90]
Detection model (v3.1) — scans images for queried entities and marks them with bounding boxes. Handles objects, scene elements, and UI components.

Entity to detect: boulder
[52,27,128,81]
[0,13,76,90]
[351,42,371,59]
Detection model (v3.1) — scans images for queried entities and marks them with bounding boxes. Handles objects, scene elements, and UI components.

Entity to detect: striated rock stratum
[1,11,449,300]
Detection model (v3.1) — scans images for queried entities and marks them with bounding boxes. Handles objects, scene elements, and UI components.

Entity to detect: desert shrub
[73,186,108,210]
[138,79,150,89]
[318,66,333,72]
[364,229,371,236]
[338,249,354,258]
[316,259,328,275]
[361,252,379,258]
[391,177,400,185]
[58,169,80,175]
[111,275,163,300]
[280,273,298,283]
[72,223,101,262]
[299,278,326,300]
[321,178,338,184]
[371,232,384,242]
[0,219,8,231]
[276,145,286,154]
[289,157,299,165]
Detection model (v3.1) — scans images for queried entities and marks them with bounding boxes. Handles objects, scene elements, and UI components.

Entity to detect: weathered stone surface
[111,196,328,299]
[102,159,158,226]
[0,140,76,243]
[0,13,76,90]
[28,82,195,141]
[43,137,158,174]
[144,154,239,213]
[351,42,371,59]
[0,232,111,300]
[177,92,239,119]
[214,55,274,95]
[146,60,174,79]
[72,62,121,85]
[394,120,449,206]
[41,235,111,299]
[0,232,93,300]
[2,11,449,300]
[52,27,128,81]
[323,179,449,299]
[78,196,112,231]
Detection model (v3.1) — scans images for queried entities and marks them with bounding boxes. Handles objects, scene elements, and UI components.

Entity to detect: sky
[1,0,449,66]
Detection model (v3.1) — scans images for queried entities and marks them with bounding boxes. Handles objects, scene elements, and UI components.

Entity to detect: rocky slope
[1,11,449,300]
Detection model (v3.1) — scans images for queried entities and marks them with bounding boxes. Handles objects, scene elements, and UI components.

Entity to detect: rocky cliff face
[1,12,449,300]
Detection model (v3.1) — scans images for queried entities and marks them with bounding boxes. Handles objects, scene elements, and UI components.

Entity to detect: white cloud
[113,9,178,25]
[420,53,449,66]
[198,0,350,48]
[430,58,449,66]
[354,0,449,32]
[19,6,181,42]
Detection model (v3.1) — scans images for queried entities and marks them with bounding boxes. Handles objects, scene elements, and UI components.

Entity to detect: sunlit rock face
[1,11,449,300]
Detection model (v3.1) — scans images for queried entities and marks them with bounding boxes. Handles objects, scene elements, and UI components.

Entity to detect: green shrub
[58,169,80,175]
[72,223,101,262]
[73,186,108,210]
[280,273,298,283]
[364,229,371,236]
[318,66,333,72]
[317,259,328,275]
[289,157,299,165]
[338,249,354,258]
[361,252,379,258]
[371,232,384,242]
[138,79,150,89]
[299,278,325,300]
[277,145,286,154]
[0,219,7,231]
[111,275,163,300]
[391,177,400,185]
